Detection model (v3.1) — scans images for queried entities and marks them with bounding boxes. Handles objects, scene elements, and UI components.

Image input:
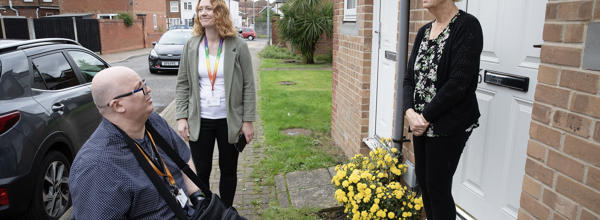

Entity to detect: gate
[34,17,75,40]
[76,19,101,52]
[3,18,29,40]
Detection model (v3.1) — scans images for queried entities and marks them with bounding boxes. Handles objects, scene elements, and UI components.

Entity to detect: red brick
[537,64,560,85]
[564,24,585,43]
[543,189,579,219]
[571,93,600,118]
[560,69,599,94]
[553,110,592,138]
[543,23,563,42]
[588,166,600,191]
[525,158,554,186]
[532,103,552,124]
[556,175,600,213]
[523,175,543,199]
[564,134,600,166]
[517,209,536,220]
[534,84,571,108]
[541,45,582,67]
[547,149,586,181]
[527,140,547,162]
[595,122,600,142]
[520,193,551,219]
[552,213,568,220]
[580,209,600,220]
[557,1,594,21]
[546,3,559,20]
[530,122,562,149]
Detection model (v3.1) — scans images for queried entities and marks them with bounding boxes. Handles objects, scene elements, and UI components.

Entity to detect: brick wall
[61,0,131,14]
[1,0,61,17]
[332,0,374,157]
[518,0,600,219]
[99,19,144,54]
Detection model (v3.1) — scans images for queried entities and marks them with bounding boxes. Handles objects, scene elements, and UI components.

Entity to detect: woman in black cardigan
[402,0,483,219]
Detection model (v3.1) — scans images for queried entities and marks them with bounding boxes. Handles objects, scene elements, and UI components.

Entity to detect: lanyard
[204,36,224,92]
[135,129,176,186]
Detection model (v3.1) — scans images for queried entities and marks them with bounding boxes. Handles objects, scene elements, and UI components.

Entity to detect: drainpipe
[392,0,410,150]
[8,0,19,16]
[36,7,39,18]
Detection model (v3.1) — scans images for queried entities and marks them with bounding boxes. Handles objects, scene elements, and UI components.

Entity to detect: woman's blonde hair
[192,0,237,38]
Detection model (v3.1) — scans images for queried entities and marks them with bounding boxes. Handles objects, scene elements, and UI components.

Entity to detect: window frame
[97,13,118,20]
[153,14,158,30]
[24,0,34,3]
[29,51,83,91]
[42,0,52,2]
[343,0,357,22]
[170,1,179,12]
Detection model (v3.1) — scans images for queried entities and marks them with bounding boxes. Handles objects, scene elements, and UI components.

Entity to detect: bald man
[69,67,201,219]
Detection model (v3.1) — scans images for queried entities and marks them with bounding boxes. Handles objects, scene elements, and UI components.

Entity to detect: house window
[185,2,193,10]
[169,18,180,27]
[170,1,179,12]
[42,0,52,2]
[344,0,356,21]
[97,14,117,19]
[153,14,158,30]
[24,0,34,2]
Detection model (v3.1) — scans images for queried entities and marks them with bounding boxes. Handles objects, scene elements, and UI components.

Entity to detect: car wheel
[248,36,254,41]
[150,68,158,74]
[29,151,71,220]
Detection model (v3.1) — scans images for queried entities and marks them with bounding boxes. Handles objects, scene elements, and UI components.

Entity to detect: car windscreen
[158,31,192,45]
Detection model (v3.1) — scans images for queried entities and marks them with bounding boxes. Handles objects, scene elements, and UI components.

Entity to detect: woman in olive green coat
[175,0,255,207]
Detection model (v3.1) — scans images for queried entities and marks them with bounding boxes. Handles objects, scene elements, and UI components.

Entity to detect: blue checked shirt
[69,112,191,219]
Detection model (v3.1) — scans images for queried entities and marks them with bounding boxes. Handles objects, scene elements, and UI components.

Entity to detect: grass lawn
[260,59,333,69]
[252,61,345,187]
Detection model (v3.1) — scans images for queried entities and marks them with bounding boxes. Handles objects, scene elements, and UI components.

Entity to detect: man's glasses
[106,79,148,107]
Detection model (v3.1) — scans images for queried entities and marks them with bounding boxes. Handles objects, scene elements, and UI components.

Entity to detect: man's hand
[177,118,190,141]
[240,122,254,143]
[406,109,429,136]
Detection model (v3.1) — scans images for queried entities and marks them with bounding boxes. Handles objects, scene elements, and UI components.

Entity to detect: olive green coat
[175,36,255,143]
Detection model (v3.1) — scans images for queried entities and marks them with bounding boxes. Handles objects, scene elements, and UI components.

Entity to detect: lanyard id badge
[204,35,224,107]
[175,188,189,208]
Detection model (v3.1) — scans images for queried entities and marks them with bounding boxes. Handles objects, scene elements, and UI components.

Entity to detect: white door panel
[452,0,547,219]
[369,0,398,139]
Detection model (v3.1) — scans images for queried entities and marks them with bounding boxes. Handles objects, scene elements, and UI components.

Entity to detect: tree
[255,8,280,22]
[278,0,333,64]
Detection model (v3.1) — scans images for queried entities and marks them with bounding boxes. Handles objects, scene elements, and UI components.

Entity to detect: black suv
[0,38,108,219]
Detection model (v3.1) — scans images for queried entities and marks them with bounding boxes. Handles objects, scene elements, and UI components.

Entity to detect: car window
[67,51,107,83]
[158,31,192,45]
[32,53,79,90]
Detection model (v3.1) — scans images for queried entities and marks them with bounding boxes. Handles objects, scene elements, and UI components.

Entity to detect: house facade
[332,0,600,219]
[166,0,181,27]
[61,0,166,48]
[0,0,61,17]
[179,0,242,28]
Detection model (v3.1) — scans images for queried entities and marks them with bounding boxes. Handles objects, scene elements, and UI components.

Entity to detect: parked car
[0,38,107,219]
[168,24,191,30]
[240,27,256,40]
[148,29,193,73]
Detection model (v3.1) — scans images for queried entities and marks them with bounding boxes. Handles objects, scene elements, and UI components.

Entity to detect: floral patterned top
[413,11,477,137]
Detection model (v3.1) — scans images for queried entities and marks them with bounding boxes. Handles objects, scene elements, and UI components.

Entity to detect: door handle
[374,30,379,34]
[51,103,65,112]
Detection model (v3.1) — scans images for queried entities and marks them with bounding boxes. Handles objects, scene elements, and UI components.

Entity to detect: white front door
[368,0,399,140]
[452,0,547,219]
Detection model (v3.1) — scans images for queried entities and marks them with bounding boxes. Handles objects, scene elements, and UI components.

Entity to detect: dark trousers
[413,132,471,220]
[189,118,239,207]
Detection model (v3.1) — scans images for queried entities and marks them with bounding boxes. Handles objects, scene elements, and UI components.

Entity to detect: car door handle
[51,103,65,112]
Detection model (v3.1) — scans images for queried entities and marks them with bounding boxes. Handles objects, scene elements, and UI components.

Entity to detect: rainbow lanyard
[204,36,224,92]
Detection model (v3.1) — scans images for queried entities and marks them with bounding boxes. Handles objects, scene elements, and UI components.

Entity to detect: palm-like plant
[278,0,333,64]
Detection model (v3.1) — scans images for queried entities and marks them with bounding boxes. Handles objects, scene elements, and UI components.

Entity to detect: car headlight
[150,49,158,58]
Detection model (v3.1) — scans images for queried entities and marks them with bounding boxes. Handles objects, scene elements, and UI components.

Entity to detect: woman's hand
[406,109,429,136]
[240,122,254,143]
[177,118,190,141]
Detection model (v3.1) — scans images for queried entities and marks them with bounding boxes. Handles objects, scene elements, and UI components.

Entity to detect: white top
[198,46,227,119]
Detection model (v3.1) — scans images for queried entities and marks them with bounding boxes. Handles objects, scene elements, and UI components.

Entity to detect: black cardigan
[402,11,483,136]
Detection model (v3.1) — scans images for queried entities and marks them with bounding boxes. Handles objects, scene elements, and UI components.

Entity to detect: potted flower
[331,138,423,220]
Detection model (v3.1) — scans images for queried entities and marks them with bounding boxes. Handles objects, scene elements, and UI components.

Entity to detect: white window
[153,14,158,30]
[344,0,356,21]
[169,18,180,27]
[42,0,52,2]
[24,0,34,2]
[97,14,117,19]
[185,2,193,10]
[170,1,179,12]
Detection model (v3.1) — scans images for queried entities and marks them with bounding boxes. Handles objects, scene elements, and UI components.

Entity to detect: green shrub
[117,13,133,27]
[259,45,299,60]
